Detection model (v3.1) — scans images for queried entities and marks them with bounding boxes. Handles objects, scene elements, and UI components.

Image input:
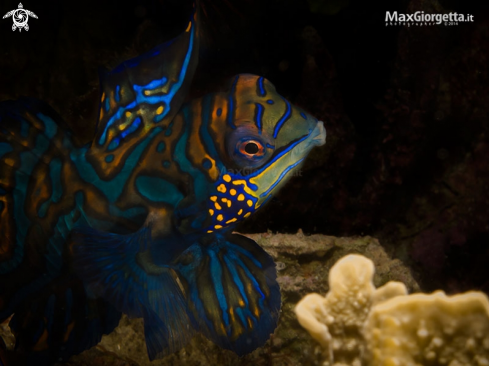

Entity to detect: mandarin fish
[0,3,326,365]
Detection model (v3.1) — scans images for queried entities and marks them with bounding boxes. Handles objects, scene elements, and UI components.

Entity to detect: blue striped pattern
[227,75,239,129]
[260,158,304,197]
[254,103,264,133]
[257,77,266,96]
[174,233,280,356]
[273,98,292,138]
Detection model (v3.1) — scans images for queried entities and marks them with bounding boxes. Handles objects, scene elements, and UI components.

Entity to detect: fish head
[205,74,326,233]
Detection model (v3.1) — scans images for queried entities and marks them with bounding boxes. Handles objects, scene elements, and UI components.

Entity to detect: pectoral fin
[172,232,281,355]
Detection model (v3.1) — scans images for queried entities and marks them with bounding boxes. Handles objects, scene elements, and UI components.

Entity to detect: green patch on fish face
[204,74,326,233]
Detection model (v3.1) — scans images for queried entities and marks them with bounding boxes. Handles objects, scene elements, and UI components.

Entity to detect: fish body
[0,3,326,364]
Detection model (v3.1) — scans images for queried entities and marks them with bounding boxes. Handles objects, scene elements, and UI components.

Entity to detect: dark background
[1,0,488,294]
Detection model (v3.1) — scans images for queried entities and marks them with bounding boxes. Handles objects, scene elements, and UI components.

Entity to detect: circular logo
[12,9,28,28]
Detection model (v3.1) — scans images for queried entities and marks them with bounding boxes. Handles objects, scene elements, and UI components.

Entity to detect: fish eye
[226,126,271,169]
[239,140,264,157]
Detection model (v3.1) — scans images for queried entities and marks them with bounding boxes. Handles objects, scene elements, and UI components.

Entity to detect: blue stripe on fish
[227,75,239,129]
[273,98,292,138]
[257,77,266,97]
[254,103,264,133]
[260,158,304,198]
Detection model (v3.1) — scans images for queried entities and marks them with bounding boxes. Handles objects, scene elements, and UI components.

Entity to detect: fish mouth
[309,121,326,147]
[292,120,326,159]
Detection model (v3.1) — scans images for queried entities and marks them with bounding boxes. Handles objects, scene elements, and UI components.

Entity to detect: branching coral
[295,254,489,366]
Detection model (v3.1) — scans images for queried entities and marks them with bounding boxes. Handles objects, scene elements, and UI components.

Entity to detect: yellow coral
[295,254,407,365]
[295,254,489,366]
[366,291,489,366]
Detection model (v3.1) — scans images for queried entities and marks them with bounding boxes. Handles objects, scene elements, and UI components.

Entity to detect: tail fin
[172,232,281,355]
[71,225,195,360]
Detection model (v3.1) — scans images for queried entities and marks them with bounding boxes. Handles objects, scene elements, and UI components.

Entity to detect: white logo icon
[3,3,38,32]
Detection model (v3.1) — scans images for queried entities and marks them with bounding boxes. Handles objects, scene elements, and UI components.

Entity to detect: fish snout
[310,121,326,147]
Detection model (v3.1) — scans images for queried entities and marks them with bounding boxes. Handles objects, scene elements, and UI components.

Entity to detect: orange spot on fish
[63,321,76,343]
[217,184,226,193]
[3,157,15,166]
[33,329,49,351]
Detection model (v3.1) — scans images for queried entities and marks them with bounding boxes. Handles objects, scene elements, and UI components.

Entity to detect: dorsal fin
[87,2,199,178]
